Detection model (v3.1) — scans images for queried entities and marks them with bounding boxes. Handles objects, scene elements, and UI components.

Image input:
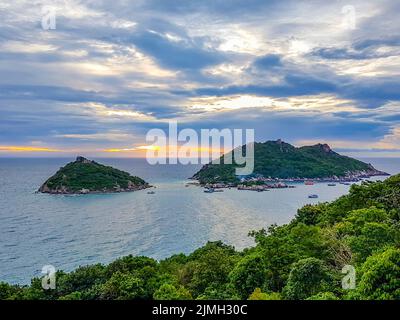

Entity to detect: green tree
[0,282,21,300]
[56,264,106,297]
[306,292,338,300]
[100,272,145,300]
[352,247,400,300]
[295,203,327,226]
[105,256,160,298]
[153,284,192,300]
[248,288,281,300]
[347,222,395,262]
[185,242,238,297]
[195,284,239,300]
[250,223,329,291]
[229,253,269,298]
[334,207,396,262]
[58,291,83,300]
[282,258,336,300]
[106,255,158,276]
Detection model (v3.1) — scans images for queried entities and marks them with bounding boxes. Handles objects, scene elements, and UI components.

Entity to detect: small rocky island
[39,156,150,194]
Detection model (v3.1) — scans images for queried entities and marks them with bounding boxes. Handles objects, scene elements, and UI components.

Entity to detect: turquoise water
[0,157,399,284]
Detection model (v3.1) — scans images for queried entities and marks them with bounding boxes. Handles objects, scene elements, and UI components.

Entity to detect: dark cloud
[141,0,288,17]
[129,29,224,71]
[353,36,400,50]
[311,43,398,60]
[341,79,400,108]
[311,47,381,60]
[194,73,337,97]
[252,54,282,69]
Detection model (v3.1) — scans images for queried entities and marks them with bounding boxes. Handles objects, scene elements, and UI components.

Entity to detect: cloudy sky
[1,0,400,157]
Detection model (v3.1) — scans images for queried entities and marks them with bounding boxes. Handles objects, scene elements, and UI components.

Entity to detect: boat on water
[327,183,336,186]
[204,188,215,193]
[147,191,155,194]
[308,194,319,199]
[304,181,314,185]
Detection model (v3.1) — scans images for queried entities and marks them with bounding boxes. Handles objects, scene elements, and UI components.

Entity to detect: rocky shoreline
[244,168,390,183]
[38,183,151,195]
[196,168,390,190]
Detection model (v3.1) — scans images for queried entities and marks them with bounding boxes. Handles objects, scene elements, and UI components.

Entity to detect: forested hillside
[193,140,386,184]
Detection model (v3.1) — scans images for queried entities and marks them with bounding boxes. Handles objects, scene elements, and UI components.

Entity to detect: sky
[1,0,400,157]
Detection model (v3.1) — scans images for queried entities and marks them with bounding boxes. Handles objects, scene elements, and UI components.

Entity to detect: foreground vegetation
[193,140,384,184]
[2,175,400,300]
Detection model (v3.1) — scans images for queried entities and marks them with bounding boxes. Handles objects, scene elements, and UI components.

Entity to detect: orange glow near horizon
[0,146,60,152]
[103,148,137,153]
[103,145,225,155]
[0,144,228,157]
[103,145,161,153]
[136,145,161,151]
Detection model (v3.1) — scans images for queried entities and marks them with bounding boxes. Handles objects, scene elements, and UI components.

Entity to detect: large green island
[38,156,150,194]
[193,140,388,184]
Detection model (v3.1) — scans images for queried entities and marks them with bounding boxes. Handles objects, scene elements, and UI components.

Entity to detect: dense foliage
[192,140,378,184]
[39,157,148,192]
[2,175,400,300]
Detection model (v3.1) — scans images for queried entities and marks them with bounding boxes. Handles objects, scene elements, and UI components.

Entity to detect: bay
[0,157,399,284]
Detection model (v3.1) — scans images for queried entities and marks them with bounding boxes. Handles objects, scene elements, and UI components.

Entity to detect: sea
[1,157,399,284]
